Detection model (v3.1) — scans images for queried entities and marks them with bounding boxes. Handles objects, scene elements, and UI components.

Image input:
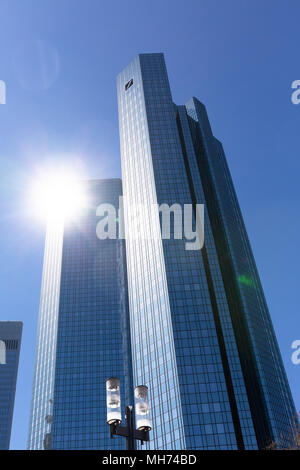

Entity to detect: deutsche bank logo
[0,340,6,364]
[0,80,6,104]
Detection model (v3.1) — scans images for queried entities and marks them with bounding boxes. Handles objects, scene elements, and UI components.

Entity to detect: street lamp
[106,378,151,450]
[106,377,122,425]
[134,385,151,431]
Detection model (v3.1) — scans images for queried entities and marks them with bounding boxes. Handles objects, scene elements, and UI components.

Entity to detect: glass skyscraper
[117,53,296,450]
[28,179,133,450]
[0,321,23,449]
[28,53,296,451]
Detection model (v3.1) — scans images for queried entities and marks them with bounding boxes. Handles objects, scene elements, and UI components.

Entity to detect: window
[125,78,133,91]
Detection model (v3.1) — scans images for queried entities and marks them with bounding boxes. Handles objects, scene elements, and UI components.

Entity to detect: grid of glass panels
[185,97,296,447]
[118,53,258,449]
[137,53,251,450]
[51,179,133,449]
[28,222,64,449]
[176,105,257,449]
[0,322,22,449]
[117,54,186,450]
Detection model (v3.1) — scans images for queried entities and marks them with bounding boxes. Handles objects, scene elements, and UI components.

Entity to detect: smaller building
[0,321,23,449]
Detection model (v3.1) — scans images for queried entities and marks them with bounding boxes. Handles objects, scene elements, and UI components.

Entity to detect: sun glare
[30,169,87,224]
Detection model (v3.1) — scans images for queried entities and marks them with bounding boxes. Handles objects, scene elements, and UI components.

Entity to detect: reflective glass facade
[184,97,296,447]
[0,321,22,449]
[28,179,133,450]
[28,220,64,449]
[117,53,296,449]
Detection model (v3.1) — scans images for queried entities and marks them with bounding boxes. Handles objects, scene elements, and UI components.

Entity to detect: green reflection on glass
[238,274,254,287]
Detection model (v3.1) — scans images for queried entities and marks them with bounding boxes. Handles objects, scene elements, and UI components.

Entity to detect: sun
[30,168,88,224]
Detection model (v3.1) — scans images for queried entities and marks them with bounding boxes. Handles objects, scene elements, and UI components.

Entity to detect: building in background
[28,179,133,449]
[117,53,296,450]
[0,321,23,449]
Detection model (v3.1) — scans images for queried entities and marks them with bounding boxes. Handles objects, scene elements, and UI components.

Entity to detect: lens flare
[237,274,254,287]
[30,169,87,224]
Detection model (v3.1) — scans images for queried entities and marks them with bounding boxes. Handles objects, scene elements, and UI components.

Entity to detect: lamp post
[106,377,151,450]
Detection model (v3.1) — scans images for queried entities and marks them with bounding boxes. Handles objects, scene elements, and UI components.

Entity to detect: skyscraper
[117,53,296,450]
[28,179,133,450]
[0,321,23,449]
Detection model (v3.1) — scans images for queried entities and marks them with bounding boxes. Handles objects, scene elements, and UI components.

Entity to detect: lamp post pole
[109,405,150,449]
[125,405,135,450]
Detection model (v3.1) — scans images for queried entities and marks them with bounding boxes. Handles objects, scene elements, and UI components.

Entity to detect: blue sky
[0,0,299,449]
